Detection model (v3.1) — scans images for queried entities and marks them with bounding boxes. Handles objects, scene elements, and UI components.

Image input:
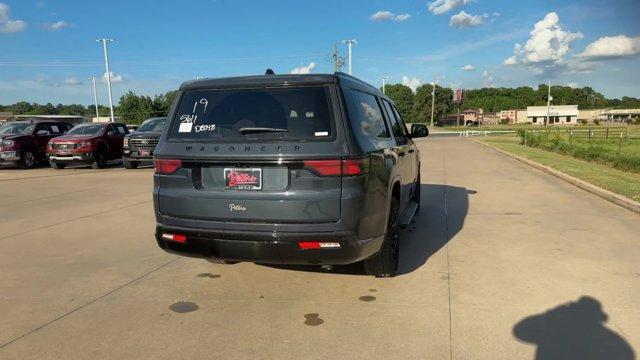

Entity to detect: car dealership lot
[1,138,638,359]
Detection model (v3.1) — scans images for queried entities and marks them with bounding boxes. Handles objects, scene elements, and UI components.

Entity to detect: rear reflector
[154,159,182,175]
[298,241,341,250]
[162,233,187,243]
[304,158,368,176]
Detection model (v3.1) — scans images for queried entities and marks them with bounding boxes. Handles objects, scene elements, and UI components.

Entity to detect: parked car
[123,117,166,169]
[0,119,72,168]
[47,122,129,169]
[153,72,429,277]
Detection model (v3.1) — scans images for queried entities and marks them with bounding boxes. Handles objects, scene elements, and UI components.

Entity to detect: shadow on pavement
[513,296,635,360]
[260,184,474,276]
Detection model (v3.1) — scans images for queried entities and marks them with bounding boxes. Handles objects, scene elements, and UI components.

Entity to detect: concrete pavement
[0,138,638,359]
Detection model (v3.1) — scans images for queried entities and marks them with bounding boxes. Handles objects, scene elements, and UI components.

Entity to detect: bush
[593,119,600,126]
[500,119,510,125]
[579,119,588,125]
[519,130,640,173]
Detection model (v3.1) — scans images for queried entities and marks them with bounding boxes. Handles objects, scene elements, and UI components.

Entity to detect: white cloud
[450,11,487,28]
[481,70,495,88]
[525,12,582,64]
[290,62,317,74]
[64,77,82,86]
[401,76,423,93]
[42,20,72,31]
[566,82,578,88]
[0,3,27,34]
[503,56,517,65]
[370,10,411,22]
[102,71,126,83]
[428,0,472,15]
[578,35,640,59]
[461,64,475,71]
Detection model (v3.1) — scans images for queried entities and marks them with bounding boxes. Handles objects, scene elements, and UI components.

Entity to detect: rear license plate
[139,149,151,156]
[224,168,262,190]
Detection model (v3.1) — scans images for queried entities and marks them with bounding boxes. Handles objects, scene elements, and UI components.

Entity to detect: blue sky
[0,0,639,105]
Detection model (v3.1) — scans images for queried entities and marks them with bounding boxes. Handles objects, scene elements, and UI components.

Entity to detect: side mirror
[107,131,116,137]
[410,123,429,138]
[37,130,49,136]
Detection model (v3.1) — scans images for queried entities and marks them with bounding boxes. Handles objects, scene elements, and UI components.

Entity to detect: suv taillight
[304,158,369,176]
[154,159,182,174]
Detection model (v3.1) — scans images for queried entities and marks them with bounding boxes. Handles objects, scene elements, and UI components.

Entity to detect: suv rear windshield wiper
[238,127,289,134]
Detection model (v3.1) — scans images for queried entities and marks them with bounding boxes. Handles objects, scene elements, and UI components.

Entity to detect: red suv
[47,122,129,169]
[0,119,72,168]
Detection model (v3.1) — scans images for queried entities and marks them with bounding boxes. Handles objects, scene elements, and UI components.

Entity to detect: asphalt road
[0,138,638,359]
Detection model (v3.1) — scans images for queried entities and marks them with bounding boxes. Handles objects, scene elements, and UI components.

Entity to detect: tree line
[1,85,639,125]
[0,90,178,125]
[384,83,640,123]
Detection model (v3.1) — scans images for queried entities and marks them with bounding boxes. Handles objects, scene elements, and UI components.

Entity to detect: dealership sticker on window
[194,124,216,133]
[314,131,329,137]
[179,114,197,133]
[51,125,59,133]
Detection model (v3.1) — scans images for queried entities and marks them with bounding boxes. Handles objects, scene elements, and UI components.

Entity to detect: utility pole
[382,76,389,94]
[545,80,552,127]
[341,39,357,75]
[430,81,436,127]
[90,76,99,119]
[331,43,345,73]
[97,38,115,123]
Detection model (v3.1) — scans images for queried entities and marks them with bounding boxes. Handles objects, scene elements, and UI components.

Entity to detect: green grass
[479,137,640,202]
[520,131,640,173]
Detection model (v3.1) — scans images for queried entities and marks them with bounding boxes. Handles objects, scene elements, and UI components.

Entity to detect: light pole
[341,39,357,75]
[545,80,552,127]
[430,81,436,127]
[382,76,389,94]
[90,76,99,119]
[97,38,115,123]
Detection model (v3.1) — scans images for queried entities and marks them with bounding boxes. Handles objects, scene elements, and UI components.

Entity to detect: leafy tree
[412,84,453,124]
[384,84,414,122]
[117,91,155,124]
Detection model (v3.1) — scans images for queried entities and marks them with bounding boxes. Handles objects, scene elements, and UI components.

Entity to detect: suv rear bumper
[155,225,384,265]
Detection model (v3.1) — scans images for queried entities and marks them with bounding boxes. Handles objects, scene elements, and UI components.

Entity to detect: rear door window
[168,87,333,141]
[381,99,407,141]
[342,88,391,151]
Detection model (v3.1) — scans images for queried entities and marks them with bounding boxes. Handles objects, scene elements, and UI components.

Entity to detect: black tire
[364,197,400,277]
[51,161,66,169]
[91,149,107,169]
[18,150,36,169]
[206,259,239,265]
[123,159,138,169]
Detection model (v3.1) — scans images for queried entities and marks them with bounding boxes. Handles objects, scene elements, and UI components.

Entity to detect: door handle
[408,149,415,154]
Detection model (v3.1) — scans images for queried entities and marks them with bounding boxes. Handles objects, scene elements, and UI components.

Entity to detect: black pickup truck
[123,117,166,169]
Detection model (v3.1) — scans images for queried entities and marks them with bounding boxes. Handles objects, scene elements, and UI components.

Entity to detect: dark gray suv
[153,72,428,277]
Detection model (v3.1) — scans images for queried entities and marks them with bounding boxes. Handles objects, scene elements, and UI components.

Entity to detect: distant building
[578,109,608,123]
[500,110,518,124]
[12,115,88,125]
[527,105,578,125]
[599,109,640,123]
[516,109,528,124]
[461,108,483,125]
[483,112,500,125]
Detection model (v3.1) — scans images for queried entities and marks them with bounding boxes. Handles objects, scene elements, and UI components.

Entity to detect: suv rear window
[169,87,333,141]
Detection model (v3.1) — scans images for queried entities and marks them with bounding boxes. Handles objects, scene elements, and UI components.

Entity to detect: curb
[475,140,640,216]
